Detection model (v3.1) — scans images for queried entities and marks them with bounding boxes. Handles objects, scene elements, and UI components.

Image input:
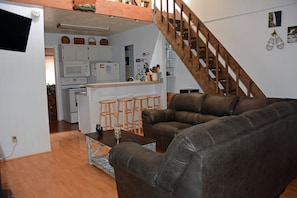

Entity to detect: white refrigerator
[89,62,120,83]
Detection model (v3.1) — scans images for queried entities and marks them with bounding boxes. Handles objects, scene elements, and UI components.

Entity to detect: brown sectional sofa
[109,95,297,198]
[142,93,293,151]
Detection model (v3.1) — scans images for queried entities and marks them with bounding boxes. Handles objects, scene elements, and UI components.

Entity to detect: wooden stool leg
[99,103,103,125]
[137,102,141,134]
[104,104,108,130]
[124,101,127,129]
[117,100,121,127]
[152,98,155,109]
[133,99,137,133]
[112,102,117,126]
[157,97,161,109]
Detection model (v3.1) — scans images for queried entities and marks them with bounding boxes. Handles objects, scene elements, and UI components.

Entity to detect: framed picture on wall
[268,11,282,28]
[287,26,297,43]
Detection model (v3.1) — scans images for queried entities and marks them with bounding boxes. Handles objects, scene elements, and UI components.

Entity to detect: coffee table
[85,130,156,177]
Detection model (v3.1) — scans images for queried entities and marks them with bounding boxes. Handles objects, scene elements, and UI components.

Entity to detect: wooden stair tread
[153,1,265,98]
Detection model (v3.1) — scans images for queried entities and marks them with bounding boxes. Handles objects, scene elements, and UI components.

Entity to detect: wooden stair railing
[153,0,265,97]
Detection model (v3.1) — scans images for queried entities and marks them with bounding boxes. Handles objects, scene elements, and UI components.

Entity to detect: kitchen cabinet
[88,45,112,61]
[60,44,112,62]
[76,45,89,60]
[60,44,89,61]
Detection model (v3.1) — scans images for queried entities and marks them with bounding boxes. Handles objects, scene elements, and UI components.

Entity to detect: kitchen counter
[86,81,162,88]
[77,81,165,133]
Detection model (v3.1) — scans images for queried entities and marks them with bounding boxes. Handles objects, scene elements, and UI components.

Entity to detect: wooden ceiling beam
[8,0,153,22]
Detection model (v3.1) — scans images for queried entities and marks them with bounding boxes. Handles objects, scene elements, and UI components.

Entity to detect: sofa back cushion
[169,93,207,113]
[175,111,218,125]
[201,94,239,116]
[234,97,270,115]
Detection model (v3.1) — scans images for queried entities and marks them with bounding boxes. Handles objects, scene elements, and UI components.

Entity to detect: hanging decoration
[266,30,284,51]
[73,0,96,12]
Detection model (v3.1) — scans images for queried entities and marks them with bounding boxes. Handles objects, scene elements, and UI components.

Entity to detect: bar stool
[99,99,117,130]
[133,96,148,134]
[147,95,161,109]
[117,98,134,132]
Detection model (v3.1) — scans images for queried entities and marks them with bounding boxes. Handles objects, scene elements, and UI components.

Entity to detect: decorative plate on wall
[100,39,108,45]
[74,37,85,44]
[61,36,70,44]
[88,37,96,45]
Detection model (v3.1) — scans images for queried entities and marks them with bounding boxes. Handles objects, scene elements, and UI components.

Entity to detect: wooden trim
[8,0,153,22]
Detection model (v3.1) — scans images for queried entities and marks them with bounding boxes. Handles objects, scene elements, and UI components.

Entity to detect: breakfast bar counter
[86,81,161,88]
[77,81,165,133]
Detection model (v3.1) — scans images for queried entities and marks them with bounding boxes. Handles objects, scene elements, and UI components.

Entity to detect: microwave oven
[61,61,90,77]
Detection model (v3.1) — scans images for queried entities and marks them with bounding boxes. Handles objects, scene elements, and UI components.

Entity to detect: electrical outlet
[12,136,17,143]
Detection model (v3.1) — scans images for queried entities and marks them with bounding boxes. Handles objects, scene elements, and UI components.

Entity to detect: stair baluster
[153,0,265,97]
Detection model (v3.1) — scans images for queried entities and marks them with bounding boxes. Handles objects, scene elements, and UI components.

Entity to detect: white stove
[61,77,87,123]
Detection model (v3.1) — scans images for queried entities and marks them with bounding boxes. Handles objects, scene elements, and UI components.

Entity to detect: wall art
[73,0,96,12]
[268,11,282,28]
[287,26,297,43]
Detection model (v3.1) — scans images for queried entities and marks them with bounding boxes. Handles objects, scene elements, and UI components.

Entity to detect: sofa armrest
[109,142,163,185]
[142,109,175,124]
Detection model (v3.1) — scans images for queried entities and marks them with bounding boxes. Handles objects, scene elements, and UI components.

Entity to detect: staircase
[153,0,265,97]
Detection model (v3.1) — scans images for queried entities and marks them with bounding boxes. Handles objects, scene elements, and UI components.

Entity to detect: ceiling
[44,7,153,36]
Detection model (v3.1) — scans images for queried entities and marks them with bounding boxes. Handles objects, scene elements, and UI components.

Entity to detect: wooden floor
[49,120,79,133]
[2,121,117,198]
[1,121,297,198]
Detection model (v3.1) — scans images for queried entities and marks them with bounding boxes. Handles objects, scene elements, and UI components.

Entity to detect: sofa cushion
[240,102,296,129]
[152,121,192,137]
[175,111,218,125]
[234,97,269,115]
[169,93,207,113]
[201,94,239,116]
[142,109,175,124]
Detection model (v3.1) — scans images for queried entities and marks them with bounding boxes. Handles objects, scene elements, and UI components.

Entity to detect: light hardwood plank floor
[2,131,117,198]
[1,130,297,198]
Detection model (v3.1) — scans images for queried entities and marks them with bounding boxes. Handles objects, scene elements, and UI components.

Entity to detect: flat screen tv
[0,9,32,52]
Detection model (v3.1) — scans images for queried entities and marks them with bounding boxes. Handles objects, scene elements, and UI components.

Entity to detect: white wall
[109,24,200,93]
[0,3,51,159]
[109,24,160,81]
[173,55,201,92]
[184,0,297,98]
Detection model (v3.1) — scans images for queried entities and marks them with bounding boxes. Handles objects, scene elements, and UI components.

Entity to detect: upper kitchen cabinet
[60,44,89,61]
[59,44,112,62]
[88,45,112,62]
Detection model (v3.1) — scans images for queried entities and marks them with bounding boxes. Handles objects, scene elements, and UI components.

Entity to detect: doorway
[125,45,134,80]
[45,47,79,133]
[45,47,57,122]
